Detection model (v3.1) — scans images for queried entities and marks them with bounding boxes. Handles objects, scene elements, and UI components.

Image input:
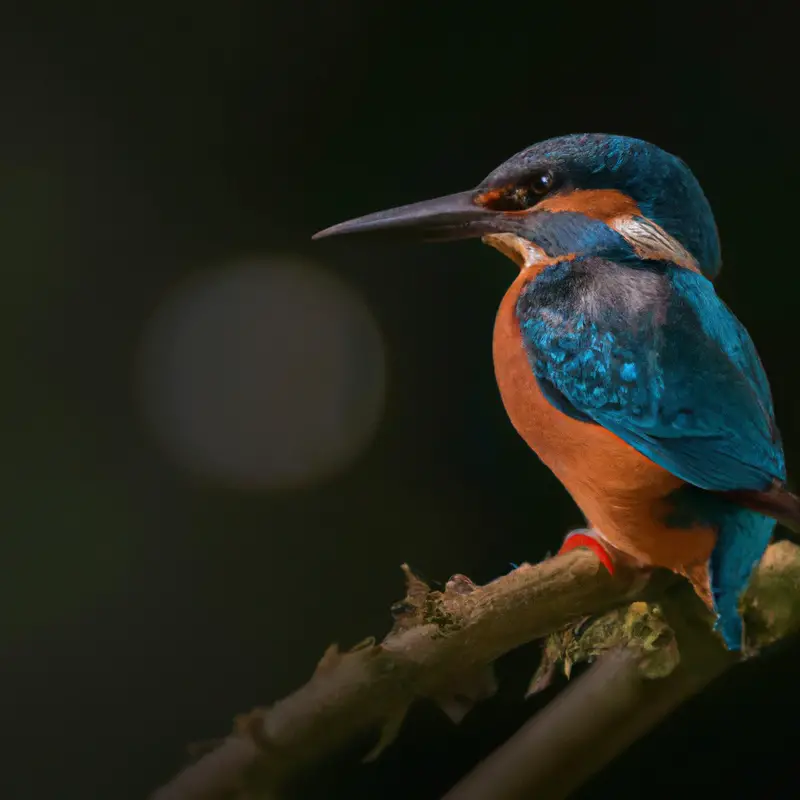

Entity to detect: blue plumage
[518,260,784,490]
[518,257,784,647]
[666,487,776,647]
[709,509,775,647]
[507,211,633,259]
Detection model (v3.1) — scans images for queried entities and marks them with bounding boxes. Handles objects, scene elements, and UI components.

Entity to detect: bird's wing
[518,260,785,491]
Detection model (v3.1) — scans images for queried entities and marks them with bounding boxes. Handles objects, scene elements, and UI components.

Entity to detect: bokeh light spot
[136,256,386,489]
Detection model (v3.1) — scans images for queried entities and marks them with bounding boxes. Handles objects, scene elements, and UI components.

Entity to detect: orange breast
[492,269,716,586]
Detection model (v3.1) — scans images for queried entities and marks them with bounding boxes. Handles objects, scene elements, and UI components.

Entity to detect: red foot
[558,529,615,575]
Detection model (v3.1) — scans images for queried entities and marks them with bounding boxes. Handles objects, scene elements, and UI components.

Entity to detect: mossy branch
[151,542,800,800]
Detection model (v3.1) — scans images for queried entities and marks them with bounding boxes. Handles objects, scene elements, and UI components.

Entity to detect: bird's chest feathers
[493,270,592,475]
[493,273,561,455]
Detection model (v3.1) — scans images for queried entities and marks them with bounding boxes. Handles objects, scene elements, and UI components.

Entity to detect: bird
[313,133,799,650]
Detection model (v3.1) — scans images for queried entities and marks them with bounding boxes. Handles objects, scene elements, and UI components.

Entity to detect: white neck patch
[610,215,699,272]
[481,233,555,271]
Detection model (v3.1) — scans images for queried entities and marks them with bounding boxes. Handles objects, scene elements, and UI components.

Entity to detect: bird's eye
[528,171,554,195]
[478,170,556,211]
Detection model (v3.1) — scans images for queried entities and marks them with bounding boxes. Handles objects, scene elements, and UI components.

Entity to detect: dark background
[2,4,798,799]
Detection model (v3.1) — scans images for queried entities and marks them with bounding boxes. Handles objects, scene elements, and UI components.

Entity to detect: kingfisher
[313,133,799,650]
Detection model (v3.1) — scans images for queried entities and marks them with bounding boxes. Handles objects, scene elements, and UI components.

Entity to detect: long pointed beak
[312,189,498,241]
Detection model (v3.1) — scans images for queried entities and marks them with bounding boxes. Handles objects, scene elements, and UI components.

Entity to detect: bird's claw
[558,528,616,574]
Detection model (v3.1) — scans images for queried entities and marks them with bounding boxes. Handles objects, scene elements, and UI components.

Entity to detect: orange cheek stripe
[476,185,513,206]
[533,188,641,221]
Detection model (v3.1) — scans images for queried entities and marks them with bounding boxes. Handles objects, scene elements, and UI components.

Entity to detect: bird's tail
[721,481,800,535]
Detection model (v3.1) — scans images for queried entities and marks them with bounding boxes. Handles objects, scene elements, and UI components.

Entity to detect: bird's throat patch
[482,233,564,272]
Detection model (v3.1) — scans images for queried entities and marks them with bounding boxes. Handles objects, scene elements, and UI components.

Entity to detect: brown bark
[151,542,800,800]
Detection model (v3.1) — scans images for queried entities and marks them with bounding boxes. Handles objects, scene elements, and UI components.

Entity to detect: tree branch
[151,542,800,800]
[441,585,733,799]
[442,540,800,799]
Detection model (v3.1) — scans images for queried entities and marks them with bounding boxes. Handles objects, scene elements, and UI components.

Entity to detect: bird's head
[313,133,721,279]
